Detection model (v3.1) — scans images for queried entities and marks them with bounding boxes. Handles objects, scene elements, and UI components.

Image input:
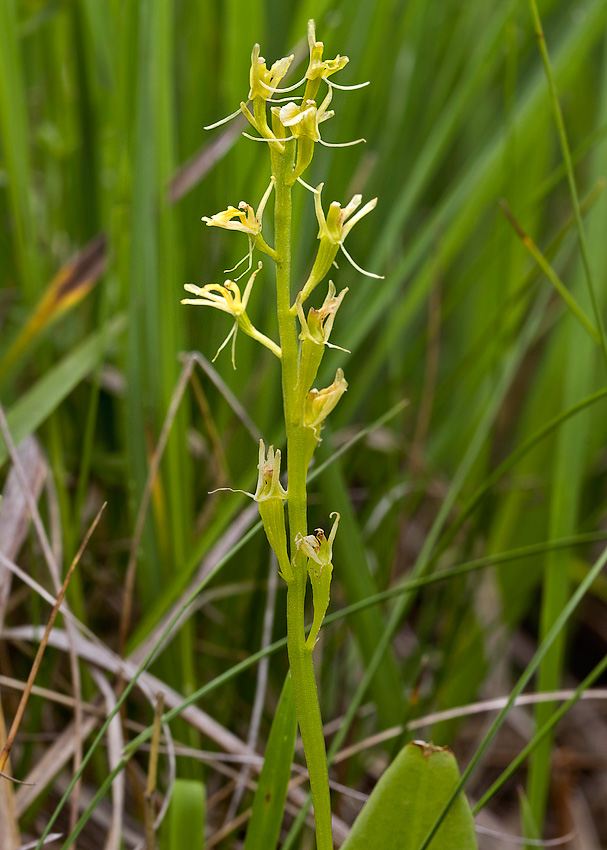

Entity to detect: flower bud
[301,368,347,467]
[295,283,348,416]
[303,368,348,432]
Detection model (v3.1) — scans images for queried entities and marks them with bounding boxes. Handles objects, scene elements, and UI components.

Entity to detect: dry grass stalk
[0,502,106,776]
[144,693,165,850]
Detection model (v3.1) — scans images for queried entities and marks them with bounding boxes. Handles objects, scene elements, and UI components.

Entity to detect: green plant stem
[273,142,333,849]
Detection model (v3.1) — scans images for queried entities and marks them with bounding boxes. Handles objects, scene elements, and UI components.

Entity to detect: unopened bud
[303,368,348,432]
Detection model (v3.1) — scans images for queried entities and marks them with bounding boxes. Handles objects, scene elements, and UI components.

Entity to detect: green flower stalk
[186,22,381,849]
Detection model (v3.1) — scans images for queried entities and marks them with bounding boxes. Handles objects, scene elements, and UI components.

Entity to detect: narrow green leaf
[243,672,297,850]
[0,315,126,469]
[519,788,541,844]
[161,778,205,850]
[0,0,41,302]
[341,741,477,850]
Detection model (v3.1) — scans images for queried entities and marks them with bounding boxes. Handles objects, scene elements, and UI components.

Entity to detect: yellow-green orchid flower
[303,368,348,434]
[208,439,292,581]
[304,20,349,99]
[295,511,341,649]
[202,179,277,278]
[295,282,349,411]
[296,183,382,305]
[278,87,335,144]
[181,263,281,367]
[248,44,295,102]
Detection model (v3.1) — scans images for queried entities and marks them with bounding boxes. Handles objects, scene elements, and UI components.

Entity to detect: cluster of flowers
[183,22,381,637]
[183,21,381,368]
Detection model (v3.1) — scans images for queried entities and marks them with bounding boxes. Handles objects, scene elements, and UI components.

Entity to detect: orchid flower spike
[298,183,383,304]
[181,263,281,368]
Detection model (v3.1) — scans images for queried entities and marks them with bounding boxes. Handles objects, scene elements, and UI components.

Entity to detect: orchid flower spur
[296,183,383,306]
[202,178,277,277]
[181,263,281,368]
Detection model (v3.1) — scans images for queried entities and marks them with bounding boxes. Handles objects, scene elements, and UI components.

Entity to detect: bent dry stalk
[184,21,382,849]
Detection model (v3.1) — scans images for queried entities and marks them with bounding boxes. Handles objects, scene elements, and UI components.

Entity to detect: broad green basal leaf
[341,740,477,850]
[161,778,205,850]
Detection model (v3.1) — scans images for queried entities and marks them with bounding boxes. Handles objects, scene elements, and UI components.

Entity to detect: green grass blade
[0,0,41,302]
[474,645,607,814]
[0,315,126,468]
[527,0,607,373]
[415,543,607,850]
[317,446,405,729]
[525,8,607,833]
